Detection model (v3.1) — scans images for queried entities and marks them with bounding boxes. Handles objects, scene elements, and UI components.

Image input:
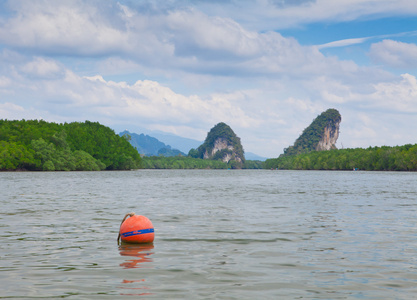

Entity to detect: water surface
[1,170,417,299]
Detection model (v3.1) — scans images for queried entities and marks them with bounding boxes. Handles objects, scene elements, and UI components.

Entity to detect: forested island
[0,119,141,171]
[264,109,417,171]
[282,109,341,156]
[188,122,245,168]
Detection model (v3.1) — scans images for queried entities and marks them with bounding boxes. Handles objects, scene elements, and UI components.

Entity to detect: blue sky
[1,0,417,158]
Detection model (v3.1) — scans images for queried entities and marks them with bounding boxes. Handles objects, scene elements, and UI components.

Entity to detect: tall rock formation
[190,122,245,167]
[315,120,340,151]
[282,109,341,156]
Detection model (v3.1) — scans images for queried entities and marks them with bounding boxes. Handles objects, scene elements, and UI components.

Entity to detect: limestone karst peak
[189,122,245,168]
[282,109,341,156]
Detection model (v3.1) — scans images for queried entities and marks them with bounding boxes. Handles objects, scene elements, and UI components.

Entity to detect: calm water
[1,170,417,299]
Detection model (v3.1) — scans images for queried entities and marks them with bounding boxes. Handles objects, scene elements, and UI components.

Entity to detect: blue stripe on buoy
[121,228,154,237]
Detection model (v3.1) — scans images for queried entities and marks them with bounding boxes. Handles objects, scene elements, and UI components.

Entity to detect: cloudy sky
[1,0,416,158]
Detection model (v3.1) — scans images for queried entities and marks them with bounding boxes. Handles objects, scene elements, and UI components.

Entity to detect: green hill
[189,122,245,168]
[283,108,341,156]
[0,119,141,171]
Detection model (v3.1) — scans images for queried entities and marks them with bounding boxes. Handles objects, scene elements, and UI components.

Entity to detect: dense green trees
[264,144,417,171]
[142,156,263,169]
[0,141,35,170]
[0,119,141,171]
[142,156,229,169]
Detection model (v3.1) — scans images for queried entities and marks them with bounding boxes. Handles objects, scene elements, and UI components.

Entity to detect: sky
[0,0,417,158]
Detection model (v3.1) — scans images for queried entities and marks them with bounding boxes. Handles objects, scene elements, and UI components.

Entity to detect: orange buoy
[118,213,154,244]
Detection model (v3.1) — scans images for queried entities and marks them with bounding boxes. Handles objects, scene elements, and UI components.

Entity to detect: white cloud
[96,57,143,76]
[369,40,417,68]
[20,57,63,78]
[0,0,129,55]
[0,102,50,121]
[370,73,417,112]
[281,0,417,26]
[0,0,379,79]
[0,76,11,88]
[0,102,24,114]
[0,57,258,139]
[186,0,417,30]
[166,9,260,58]
[318,37,370,49]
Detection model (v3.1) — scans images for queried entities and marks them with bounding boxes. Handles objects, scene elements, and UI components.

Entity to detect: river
[1,170,417,299]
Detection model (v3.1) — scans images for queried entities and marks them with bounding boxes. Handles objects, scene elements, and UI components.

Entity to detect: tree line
[142,143,417,171]
[142,156,263,169]
[264,144,417,171]
[0,119,141,171]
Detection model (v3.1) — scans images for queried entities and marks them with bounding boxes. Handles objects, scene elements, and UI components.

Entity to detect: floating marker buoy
[118,212,154,244]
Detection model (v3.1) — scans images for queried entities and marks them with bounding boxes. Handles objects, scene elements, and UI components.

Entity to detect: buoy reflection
[119,280,152,297]
[119,243,154,296]
[119,243,154,269]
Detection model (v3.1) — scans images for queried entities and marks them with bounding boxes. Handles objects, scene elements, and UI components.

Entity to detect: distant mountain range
[119,130,267,161]
[244,152,267,161]
[119,131,186,157]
